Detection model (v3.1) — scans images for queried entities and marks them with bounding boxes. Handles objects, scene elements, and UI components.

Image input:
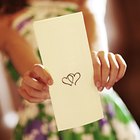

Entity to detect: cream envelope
[33,12,103,131]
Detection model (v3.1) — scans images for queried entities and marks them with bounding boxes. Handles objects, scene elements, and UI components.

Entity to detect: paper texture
[33,12,103,131]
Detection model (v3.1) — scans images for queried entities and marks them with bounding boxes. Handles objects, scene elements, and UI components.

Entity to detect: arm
[1,27,53,103]
[4,28,40,75]
[0,23,9,51]
[78,0,127,91]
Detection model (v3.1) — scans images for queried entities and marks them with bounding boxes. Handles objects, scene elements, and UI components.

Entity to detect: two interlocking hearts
[62,72,81,86]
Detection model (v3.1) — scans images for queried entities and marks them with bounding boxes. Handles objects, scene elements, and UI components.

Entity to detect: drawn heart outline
[62,72,81,86]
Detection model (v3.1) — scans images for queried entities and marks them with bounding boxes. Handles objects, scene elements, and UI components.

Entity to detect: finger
[97,51,110,89]
[106,53,119,89]
[21,82,49,99]
[30,64,53,85]
[92,51,102,90]
[18,88,45,103]
[115,54,127,82]
[22,75,46,91]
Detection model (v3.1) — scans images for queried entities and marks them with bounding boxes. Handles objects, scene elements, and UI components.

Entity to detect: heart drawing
[62,72,81,86]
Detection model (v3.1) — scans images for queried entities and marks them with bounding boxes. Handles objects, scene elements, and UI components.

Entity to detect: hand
[18,64,53,103]
[92,51,127,91]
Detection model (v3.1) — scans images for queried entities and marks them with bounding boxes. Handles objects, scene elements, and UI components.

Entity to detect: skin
[0,24,53,103]
[0,0,127,103]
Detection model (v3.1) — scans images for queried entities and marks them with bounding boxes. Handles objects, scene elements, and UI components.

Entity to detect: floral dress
[7,1,140,140]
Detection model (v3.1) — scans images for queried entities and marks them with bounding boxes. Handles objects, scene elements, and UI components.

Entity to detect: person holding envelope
[0,0,139,139]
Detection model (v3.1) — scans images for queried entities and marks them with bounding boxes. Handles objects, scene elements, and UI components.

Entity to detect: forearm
[4,28,40,75]
[0,26,8,51]
[78,5,96,51]
[79,0,108,52]
[2,29,53,103]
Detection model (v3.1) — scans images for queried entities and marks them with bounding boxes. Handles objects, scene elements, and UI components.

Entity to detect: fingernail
[106,86,111,90]
[43,86,47,90]
[115,78,119,82]
[98,87,103,91]
[95,81,101,88]
[48,79,53,85]
[40,99,45,102]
